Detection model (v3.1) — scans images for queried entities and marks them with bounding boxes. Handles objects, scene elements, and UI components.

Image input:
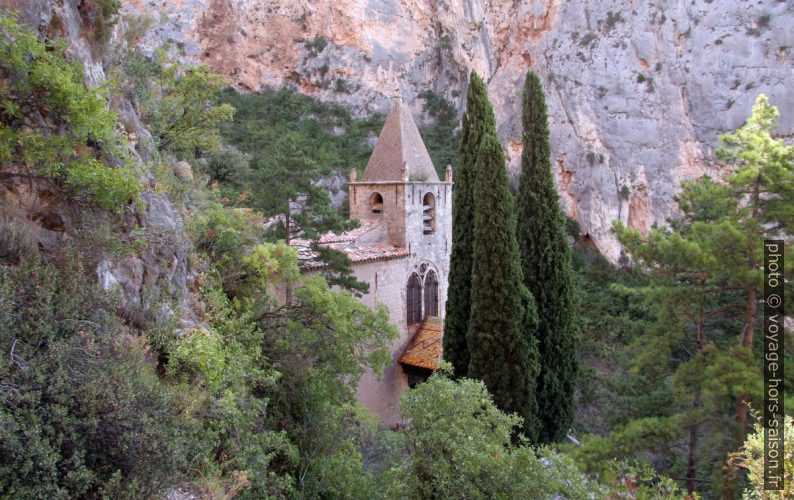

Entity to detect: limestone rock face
[1,0,198,326]
[123,0,793,262]
[96,192,193,326]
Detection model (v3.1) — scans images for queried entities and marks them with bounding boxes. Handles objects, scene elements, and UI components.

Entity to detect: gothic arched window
[407,273,422,325]
[370,192,384,214]
[422,192,435,234]
[423,270,438,318]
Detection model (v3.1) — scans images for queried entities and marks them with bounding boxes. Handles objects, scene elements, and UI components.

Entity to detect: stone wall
[351,179,452,424]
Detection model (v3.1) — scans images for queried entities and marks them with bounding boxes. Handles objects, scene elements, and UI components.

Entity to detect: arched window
[422,192,435,234]
[423,270,438,318]
[407,273,422,325]
[370,192,384,214]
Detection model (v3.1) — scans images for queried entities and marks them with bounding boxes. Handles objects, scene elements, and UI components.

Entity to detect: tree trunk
[284,200,293,304]
[736,286,757,434]
[686,417,699,494]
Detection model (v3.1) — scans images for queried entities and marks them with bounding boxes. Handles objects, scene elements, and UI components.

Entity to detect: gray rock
[120,0,793,262]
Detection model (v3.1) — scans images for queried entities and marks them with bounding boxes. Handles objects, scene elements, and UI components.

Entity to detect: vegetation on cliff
[0,11,789,499]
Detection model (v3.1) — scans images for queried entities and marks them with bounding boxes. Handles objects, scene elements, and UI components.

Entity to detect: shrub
[387,374,606,498]
[0,13,139,213]
[605,11,624,29]
[579,32,598,47]
[121,48,234,158]
[78,0,121,45]
[0,258,191,497]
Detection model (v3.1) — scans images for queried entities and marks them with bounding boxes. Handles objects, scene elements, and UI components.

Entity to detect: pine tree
[443,71,497,376]
[467,132,541,440]
[516,71,577,443]
[612,94,793,495]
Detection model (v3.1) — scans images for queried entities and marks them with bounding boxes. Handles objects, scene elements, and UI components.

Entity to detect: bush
[79,0,121,45]
[121,48,234,158]
[0,258,191,497]
[387,374,606,498]
[0,13,138,213]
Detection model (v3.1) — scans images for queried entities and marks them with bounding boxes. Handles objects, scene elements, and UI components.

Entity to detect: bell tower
[348,100,452,255]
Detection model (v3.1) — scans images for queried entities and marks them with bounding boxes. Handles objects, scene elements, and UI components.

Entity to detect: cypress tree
[516,70,576,443]
[468,132,541,440]
[443,71,496,377]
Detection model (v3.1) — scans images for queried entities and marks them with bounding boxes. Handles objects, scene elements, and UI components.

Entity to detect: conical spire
[362,101,439,182]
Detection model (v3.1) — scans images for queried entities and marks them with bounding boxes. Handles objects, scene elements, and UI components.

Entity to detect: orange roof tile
[399,317,443,370]
[292,220,409,270]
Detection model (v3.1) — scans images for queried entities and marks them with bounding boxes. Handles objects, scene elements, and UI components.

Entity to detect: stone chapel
[295,100,452,424]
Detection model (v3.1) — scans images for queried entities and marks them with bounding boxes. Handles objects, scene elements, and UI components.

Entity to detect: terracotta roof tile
[399,317,443,370]
[292,221,409,270]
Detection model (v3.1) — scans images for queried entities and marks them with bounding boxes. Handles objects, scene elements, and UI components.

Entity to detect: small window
[407,273,422,325]
[423,270,438,318]
[370,192,384,214]
[422,192,435,234]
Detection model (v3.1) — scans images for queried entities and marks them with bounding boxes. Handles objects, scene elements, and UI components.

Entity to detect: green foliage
[0,13,138,213]
[79,0,121,45]
[729,414,793,498]
[215,87,379,293]
[443,71,495,377]
[188,203,263,293]
[184,222,398,497]
[388,374,606,499]
[0,259,190,498]
[517,71,577,444]
[468,132,540,440]
[607,94,793,496]
[203,145,253,192]
[122,48,235,157]
[418,90,460,177]
[218,87,381,242]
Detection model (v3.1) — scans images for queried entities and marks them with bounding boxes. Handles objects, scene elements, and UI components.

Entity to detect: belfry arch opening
[422,192,435,234]
[370,192,384,214]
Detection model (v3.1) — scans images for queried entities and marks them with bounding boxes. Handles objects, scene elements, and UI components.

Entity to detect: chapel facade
[298,100,452,424]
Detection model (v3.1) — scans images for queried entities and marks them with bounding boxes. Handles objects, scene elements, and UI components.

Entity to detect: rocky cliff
[14,0,794,261]
[1,0,200,329]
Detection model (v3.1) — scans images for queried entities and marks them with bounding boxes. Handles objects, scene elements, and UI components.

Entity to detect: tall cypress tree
[516,70,576,443]
[468,132,541,440]
[443,71,496,377]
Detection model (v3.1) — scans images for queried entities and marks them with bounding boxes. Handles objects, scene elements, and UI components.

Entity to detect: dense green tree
[516,71,577,443]
[387,374,606,499]
[218,88,380,242]
[417,90,460,178]
[443,71,496,377]
[467,132,540,439]
[122,48,235,157]
[0,259,191,498]
[0,14,138,213]
[608,94,793,495]
[218,89,384,294]
[185,210,398,497]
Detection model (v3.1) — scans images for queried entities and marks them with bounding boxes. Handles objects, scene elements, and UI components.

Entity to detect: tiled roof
[293,221,409,270]
[399,317,443,370]
[362,101,439,182]
[313,220,385,244]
